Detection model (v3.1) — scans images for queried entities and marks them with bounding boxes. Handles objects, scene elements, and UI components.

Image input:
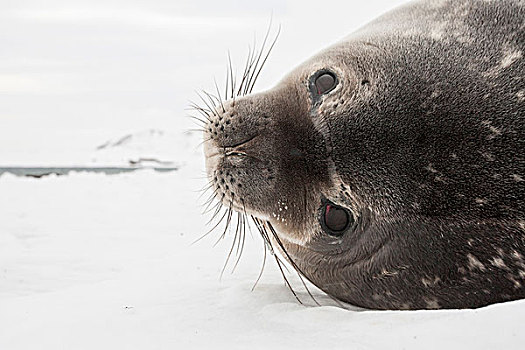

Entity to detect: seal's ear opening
[320,199,353,236]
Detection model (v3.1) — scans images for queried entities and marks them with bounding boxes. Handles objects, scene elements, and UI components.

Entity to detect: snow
[2,0,525,349]
[2,166,525,349]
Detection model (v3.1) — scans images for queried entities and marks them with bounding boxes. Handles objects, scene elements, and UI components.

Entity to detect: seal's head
[202,0,525,310]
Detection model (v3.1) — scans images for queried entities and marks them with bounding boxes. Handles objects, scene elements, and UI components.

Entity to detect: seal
[200,0,525,309]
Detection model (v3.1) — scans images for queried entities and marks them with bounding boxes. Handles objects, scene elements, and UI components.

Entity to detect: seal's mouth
[225,150,248,158]
[204,135,258,160]
[203,131,264,214]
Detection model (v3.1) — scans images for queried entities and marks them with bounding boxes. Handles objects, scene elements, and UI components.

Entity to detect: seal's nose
[204,95,270,150]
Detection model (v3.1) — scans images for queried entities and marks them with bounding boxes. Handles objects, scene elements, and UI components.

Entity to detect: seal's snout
[202,85,327,219]
[202,96,276,214]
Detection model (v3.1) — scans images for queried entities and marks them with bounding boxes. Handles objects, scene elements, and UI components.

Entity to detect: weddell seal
[197,0,525,310]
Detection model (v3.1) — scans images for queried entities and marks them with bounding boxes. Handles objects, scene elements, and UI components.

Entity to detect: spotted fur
[202,0,524,309]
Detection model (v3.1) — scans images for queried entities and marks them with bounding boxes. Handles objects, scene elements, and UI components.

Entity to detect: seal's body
[203,0,524,309]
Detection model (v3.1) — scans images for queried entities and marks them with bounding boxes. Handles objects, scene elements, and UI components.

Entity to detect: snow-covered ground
[2,163,525,349]
[2,0,525,349]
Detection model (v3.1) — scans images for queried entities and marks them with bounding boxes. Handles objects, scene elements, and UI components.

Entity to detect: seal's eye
[321,201,353,236]
[315,72,336,94]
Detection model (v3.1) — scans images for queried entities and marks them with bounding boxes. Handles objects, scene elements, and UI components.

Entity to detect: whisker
[231,213,247,273]
[188,123,206,132]
[195,91,217,117]
[188,115,207,125]
[205,196,224,222]
[215,203,234,246]
[213,78,226,113]
[249,215,269,291]
[225,58,230,103]
[251,216,273,254]
[188,127,204,133]
[192,205,227,245]
[273,250,303,304]
[221,211,242,277]
[196,180,213,193]
[187,101,211,113]
[202,196,220,216]
[205,197,224,222]
[227,51,235,101]
[249,24,281,94]
[187,105,213,121]
[260,221,290,274]
[267,222,320,306]
[185,102,211,124]
[201,188,219,209]
[253,217,301,302]
[195,136,213,148]
[252,236,267,291]
[245,17,272,95]
[243,40,260,96]
[197,184,214,202]
[234,201,253,269]
[237,44,256,97]
[236,45,251,97]
[201,90,221,112]
[235,212,243,256]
